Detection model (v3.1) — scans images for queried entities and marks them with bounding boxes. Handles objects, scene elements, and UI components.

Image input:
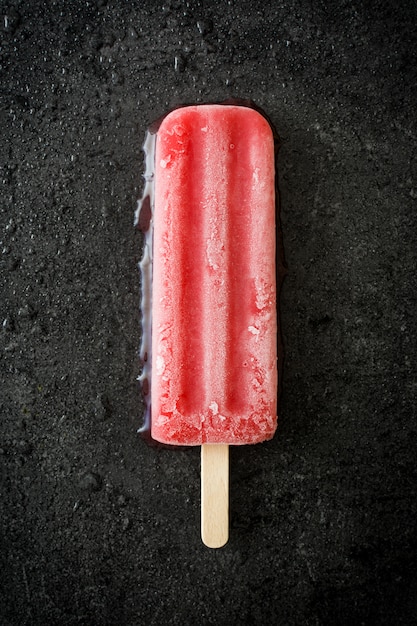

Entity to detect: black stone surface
[1,1,416,624]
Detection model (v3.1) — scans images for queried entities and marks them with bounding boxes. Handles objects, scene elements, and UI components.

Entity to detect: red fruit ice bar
[151,104,277,445]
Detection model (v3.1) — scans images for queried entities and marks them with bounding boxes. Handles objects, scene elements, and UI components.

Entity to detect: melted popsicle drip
[135,130,156,434]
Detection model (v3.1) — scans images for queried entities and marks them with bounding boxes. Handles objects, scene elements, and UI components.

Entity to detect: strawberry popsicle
[152,104,277,445]
[148,103,278,547]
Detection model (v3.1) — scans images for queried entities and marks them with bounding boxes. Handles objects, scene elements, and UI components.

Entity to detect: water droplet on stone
[3,8,20,34]
[174,54,186,72]
[127,26,139,40]
[196,18,213,36]
[79,472,103,492]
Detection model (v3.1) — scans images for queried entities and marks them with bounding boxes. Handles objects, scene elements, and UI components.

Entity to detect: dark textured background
[1,1,417,624]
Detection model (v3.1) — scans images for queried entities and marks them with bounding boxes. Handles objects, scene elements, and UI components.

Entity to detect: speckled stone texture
[1,1,416,624]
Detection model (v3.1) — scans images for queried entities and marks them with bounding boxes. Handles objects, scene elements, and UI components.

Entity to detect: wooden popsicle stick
[201,444,229,548]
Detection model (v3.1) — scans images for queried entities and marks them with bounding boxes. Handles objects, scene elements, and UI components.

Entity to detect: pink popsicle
[151,104,277,446]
